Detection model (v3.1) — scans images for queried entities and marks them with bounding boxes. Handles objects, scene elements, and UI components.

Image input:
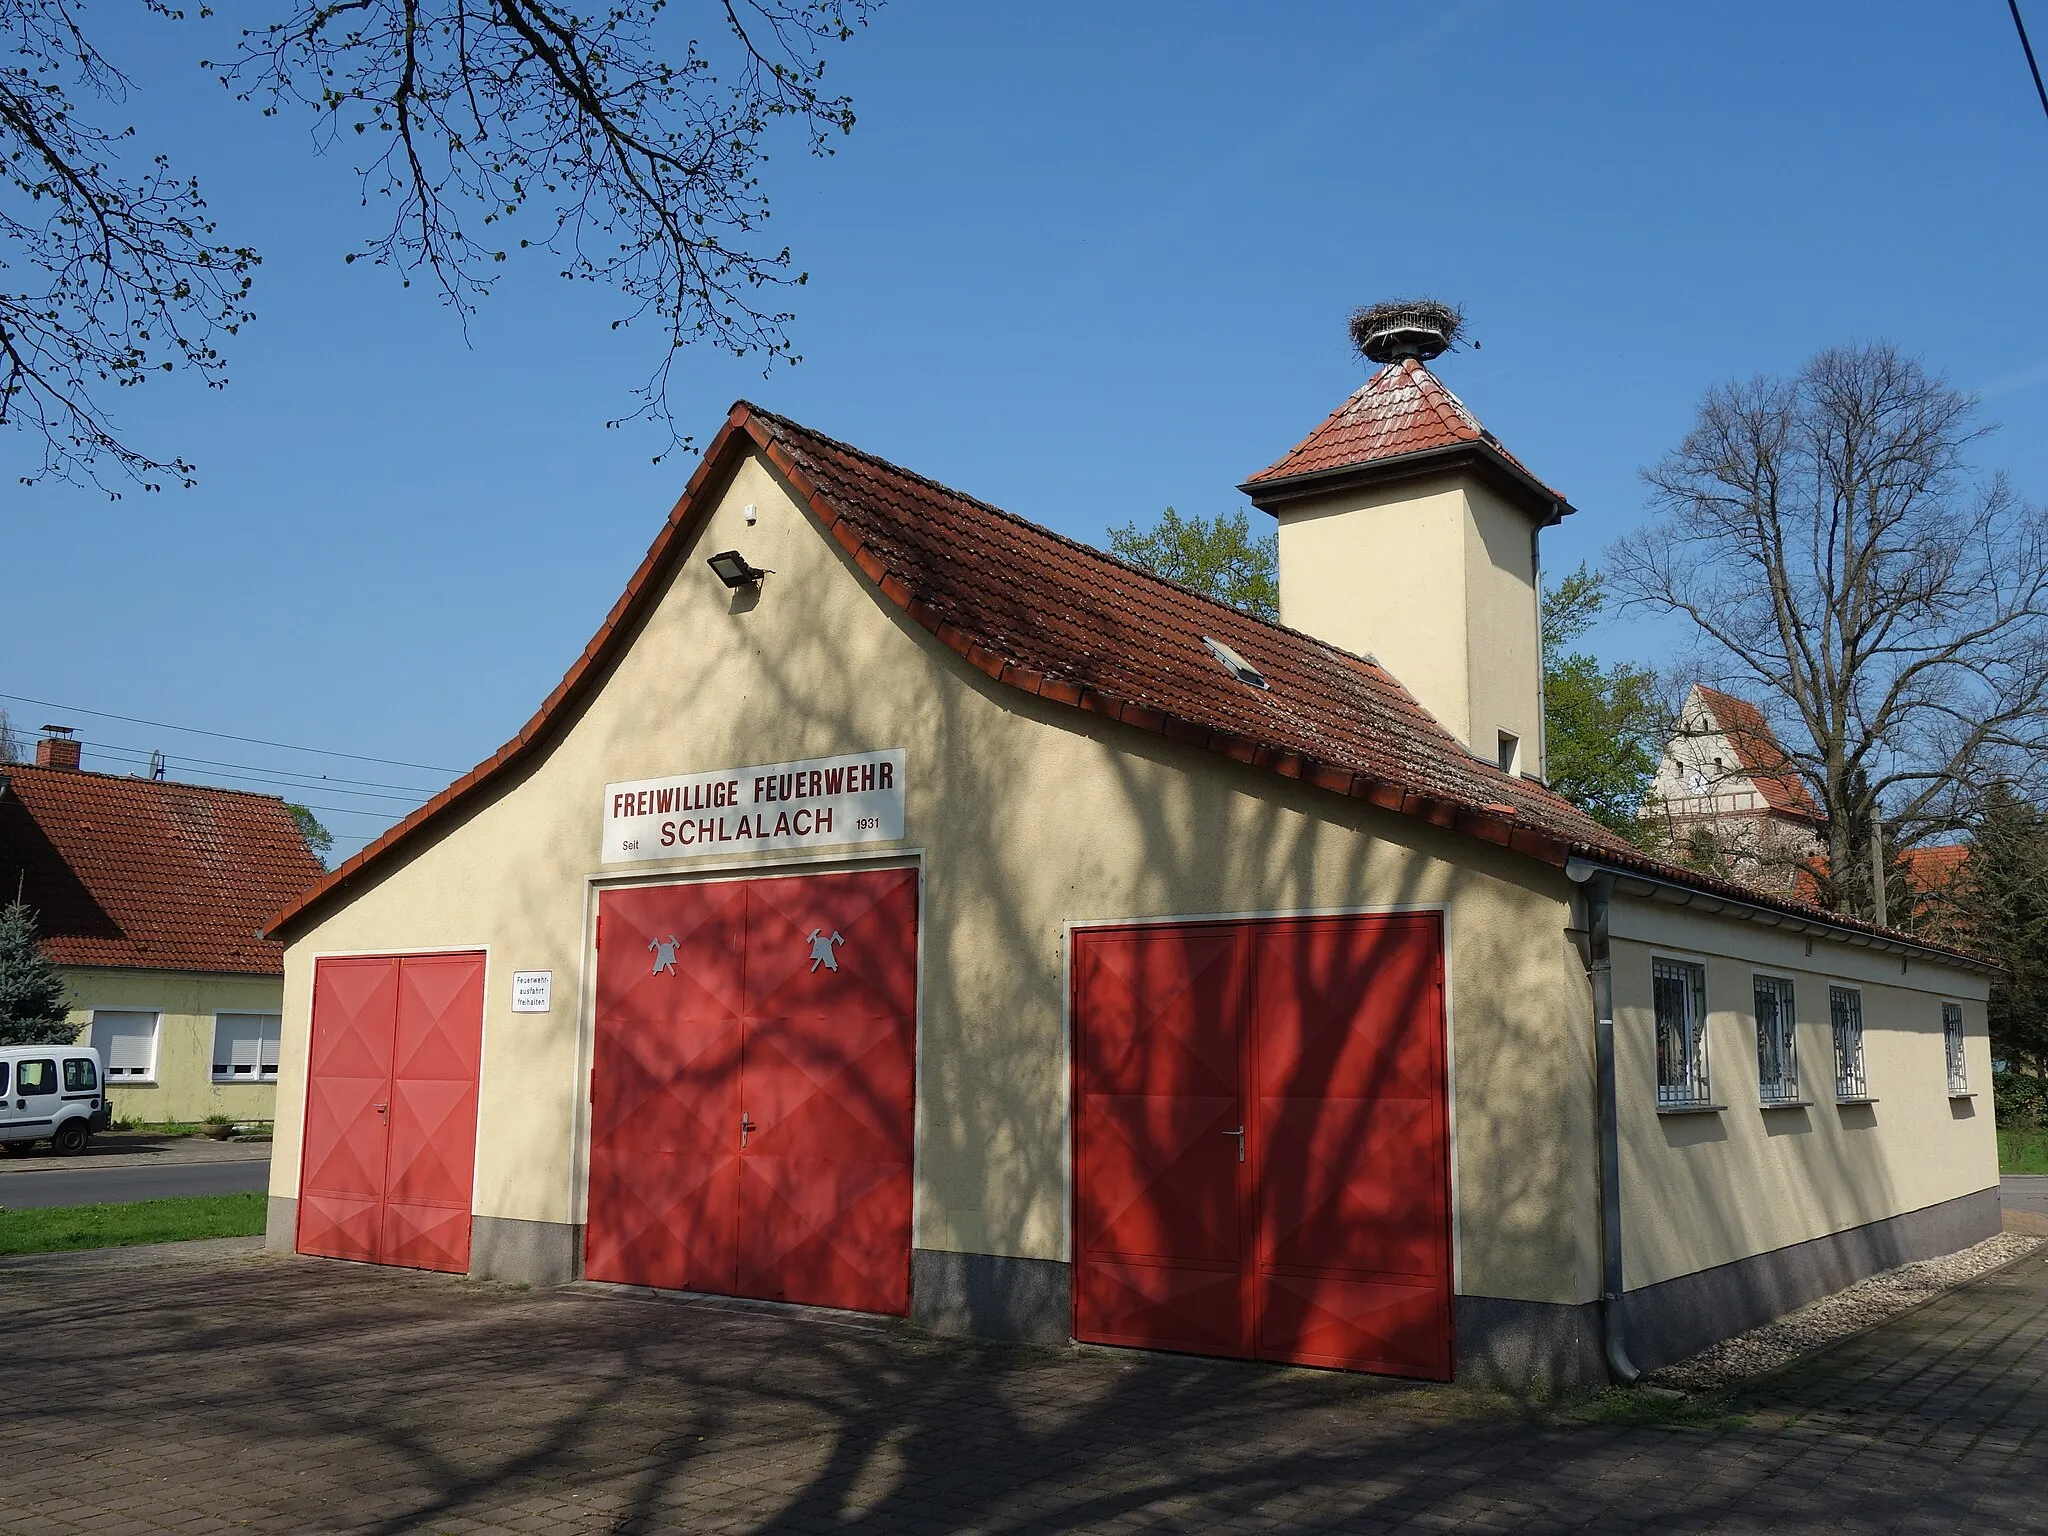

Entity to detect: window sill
[1834,1096,1880,1106]
[1759,1099,1813,1110]
[1657,1103,1727,1116]
[1948,1091,1976,1100]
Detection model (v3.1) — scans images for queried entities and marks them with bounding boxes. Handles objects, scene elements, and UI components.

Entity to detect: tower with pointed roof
[1241,308,1570,781]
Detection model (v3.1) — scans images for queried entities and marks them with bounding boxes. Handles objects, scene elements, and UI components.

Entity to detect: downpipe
[1573,864,1641,1385]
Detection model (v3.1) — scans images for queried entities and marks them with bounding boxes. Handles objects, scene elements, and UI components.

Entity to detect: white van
[0,1044,110,1156]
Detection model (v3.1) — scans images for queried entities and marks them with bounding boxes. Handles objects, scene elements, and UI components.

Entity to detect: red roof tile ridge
[1,760,302,807]
[1401,357,1485,441]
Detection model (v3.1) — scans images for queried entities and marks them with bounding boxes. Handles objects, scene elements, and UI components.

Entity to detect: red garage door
[298,952,486,1273]
[586,867,917,1314]
[1072,914,1452,1379]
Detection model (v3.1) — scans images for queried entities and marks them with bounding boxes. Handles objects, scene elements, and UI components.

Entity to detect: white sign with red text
[602,749,905,864]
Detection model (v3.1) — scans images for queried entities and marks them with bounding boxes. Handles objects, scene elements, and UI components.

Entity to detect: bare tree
[2,0,871,495]
[1,0,258,493]
[1610,342,2048,922]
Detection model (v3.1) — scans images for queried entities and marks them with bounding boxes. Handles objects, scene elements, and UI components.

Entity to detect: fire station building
[263,356,1999,1386]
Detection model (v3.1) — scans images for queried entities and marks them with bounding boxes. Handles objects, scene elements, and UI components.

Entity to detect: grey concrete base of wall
[1454,1295,1604,1392]
[469,1216,584,1287]
[911,1248,1070,1345]
[1619,1185,2003,1375]
[264,1195,297,1255]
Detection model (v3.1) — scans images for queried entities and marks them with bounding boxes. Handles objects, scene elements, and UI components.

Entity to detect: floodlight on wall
[707,549,769,588]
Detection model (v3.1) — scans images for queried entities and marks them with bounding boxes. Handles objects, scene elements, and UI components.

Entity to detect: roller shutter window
[92,1010,161,1082]
[213,1013,283,1082]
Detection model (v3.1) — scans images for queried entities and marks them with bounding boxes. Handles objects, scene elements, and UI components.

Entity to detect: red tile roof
[0,762,325,975]
[1692,687,1821,821]
[1242,358,1570,519]
[1903,843,1969,892]
[266,402,1983,969]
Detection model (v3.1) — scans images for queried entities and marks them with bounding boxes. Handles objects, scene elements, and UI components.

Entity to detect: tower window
[1497,730,1520,774]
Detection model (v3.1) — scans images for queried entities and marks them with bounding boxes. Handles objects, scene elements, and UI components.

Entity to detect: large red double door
[298,952,487,1273]
[1072,914,1453,1379]
[585,867,917,1314]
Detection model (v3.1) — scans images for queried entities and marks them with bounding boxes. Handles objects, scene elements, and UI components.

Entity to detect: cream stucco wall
[62,968,283,1124]
[270,449,1601,1308]
[1273,473,1543,777]
[1609,903,1996,1291]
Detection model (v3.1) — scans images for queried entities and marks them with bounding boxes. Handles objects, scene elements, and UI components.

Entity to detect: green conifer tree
[0,902,76,1047]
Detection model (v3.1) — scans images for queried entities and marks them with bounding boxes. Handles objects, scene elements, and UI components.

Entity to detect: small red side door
[298,952,485,1273]
[1252,916,1452,1377]
[738,869,919,1312]
[299,958,401,1263]
[1072,926,1252,1355]
[585,880,748,1292]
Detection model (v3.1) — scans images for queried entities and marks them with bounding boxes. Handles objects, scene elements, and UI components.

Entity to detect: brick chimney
[36,725,81,771]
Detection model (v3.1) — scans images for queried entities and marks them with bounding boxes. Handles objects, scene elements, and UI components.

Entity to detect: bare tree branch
[211,0,872,459]
[0,0,258,494]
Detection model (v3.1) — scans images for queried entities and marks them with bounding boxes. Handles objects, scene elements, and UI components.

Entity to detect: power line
[77,741,431,807]
[2015,0,2048,125]
[278,800,419,821]
[0,693,464,774]
[77,738,440,799]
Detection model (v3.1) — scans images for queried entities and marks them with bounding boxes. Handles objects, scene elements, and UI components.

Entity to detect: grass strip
[0,1192,266,1255]
[1999,1128,2048,1175]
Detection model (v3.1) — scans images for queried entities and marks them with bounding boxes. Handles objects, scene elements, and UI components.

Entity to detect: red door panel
[1070,915,1453,1381]
[299,953,484,1274]
[299,957,400,1263]
[382,953,486,1273]
[586,881,747,1291]
[1072,926,1251,1355]
[1252,916,1450,1377]
[738,869,918,1313]
[584,867,918,1317]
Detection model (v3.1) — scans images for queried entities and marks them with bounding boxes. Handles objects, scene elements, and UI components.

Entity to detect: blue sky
[8,1,2048,858]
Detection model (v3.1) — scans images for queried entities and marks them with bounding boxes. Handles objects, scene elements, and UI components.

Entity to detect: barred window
[1943,1002,1967,1095]
[1754,975,1799,1104]
[1830,986,1868,1101]
[1654,959,1711,1107]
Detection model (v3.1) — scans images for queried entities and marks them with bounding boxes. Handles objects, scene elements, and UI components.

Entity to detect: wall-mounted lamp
[706,549,769,588]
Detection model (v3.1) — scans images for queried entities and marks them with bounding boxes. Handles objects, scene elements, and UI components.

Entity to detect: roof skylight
[1203,636,1270,691]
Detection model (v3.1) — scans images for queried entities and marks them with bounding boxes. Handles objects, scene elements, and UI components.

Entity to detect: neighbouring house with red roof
[0,732,327,1124]
[1644,687,1971,910]
[258,329,2000,1390]
[1643,685,1829,898]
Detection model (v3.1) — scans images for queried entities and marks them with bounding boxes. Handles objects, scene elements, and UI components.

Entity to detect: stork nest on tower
[1348,299,1466,364]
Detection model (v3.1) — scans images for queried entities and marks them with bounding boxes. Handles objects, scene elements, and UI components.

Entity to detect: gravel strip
[1648,1231,2044,1394]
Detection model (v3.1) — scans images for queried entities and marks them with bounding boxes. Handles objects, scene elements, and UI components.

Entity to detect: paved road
[2004,1173,2048,1219]
[0,1156,269,1209]
[1,1239,2043,1534]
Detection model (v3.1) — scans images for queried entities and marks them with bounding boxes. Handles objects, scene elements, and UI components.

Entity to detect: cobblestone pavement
[3,1243,2044,1535]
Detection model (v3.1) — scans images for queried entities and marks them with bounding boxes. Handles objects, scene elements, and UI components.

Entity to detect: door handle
[374,1102,388,1117]
[1223,1126,1245,1163]
[741,1113,756,1149]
